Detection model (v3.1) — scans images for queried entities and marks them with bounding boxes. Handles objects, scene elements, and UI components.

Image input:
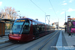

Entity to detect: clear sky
[0,0,75,26]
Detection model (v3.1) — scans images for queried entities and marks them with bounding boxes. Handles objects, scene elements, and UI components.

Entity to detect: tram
[9,18,55,42]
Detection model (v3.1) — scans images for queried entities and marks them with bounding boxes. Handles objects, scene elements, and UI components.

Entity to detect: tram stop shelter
[0,19,14,36]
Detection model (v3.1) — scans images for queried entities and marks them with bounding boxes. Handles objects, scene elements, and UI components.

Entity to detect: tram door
[32,22,39,38]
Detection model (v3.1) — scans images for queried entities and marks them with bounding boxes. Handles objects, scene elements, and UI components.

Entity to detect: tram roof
[17,18,46,25]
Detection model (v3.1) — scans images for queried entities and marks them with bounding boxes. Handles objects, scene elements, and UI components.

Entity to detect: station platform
[0,30,10,44]
[63,30,75,50]
[56,30,75,50]
[63,30,75,46]
[0,36,9,44]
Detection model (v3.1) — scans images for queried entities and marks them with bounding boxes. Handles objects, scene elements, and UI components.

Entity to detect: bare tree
[0,7,18,19]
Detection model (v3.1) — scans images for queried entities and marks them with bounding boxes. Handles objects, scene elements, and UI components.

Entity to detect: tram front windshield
[12,19,30,34]
[12,22,24,33]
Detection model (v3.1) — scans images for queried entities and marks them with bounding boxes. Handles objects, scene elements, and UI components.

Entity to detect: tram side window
[47,26,50,31]
[33,22,37,33]
[33,22,39,34]
[23,20,30,34]
[39,25,42,32]
[42,25,45,31]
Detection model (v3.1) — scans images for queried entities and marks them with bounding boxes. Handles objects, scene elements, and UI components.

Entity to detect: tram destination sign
[16,20,25,22]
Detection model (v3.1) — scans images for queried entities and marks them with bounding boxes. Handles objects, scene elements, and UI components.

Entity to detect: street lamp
[17,11,21,18]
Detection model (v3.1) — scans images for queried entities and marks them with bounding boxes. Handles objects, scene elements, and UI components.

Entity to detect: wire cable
[49,0,57,17]
[30,0,45,13]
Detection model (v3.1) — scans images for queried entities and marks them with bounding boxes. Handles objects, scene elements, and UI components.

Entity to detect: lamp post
[12,11,20,19]
[17,11,21,18]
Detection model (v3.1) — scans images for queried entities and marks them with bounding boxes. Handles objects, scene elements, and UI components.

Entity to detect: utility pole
[58,18,59,29]
[45,15,50,24]
[45,13,46,24]
[65,11,66,22]
[17,11,20,18]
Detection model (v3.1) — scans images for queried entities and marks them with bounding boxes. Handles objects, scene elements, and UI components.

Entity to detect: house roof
[0,19,14,22]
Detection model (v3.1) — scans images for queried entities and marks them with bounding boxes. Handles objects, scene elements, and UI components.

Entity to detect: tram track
[10,31,58,50]
[0,30,59,50]
[25,30,59,50]
[39,31,60,50]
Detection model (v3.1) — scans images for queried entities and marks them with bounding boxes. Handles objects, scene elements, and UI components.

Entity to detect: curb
[56,31,62,50]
